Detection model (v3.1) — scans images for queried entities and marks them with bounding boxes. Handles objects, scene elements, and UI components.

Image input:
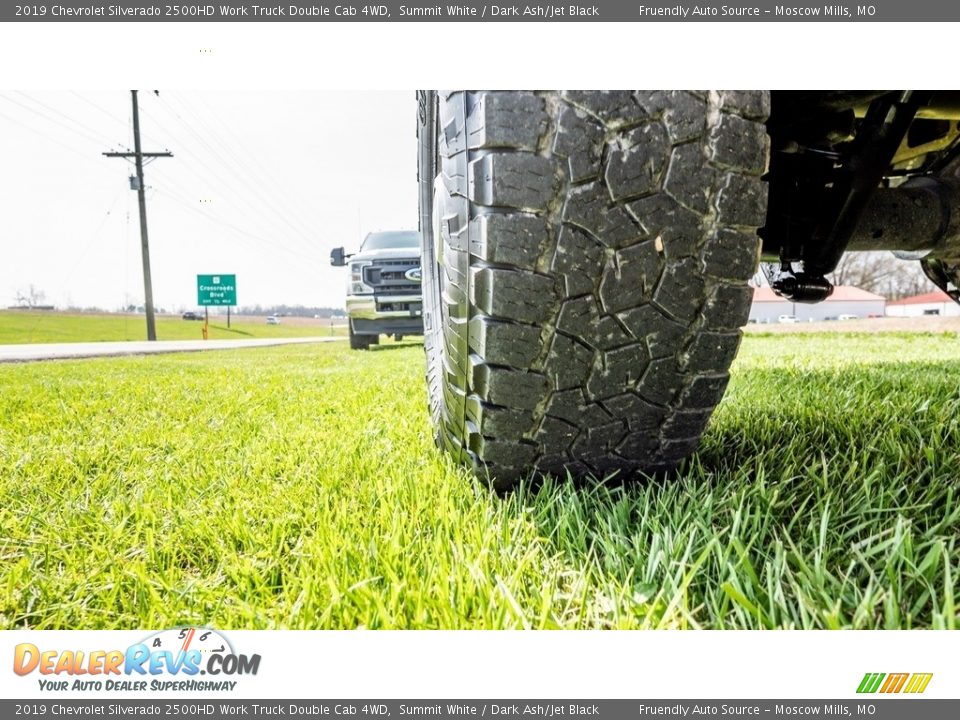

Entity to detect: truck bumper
[347,295,423,336]
[350,317,423,336]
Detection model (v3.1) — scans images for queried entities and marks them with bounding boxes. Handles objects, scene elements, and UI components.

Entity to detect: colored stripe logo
[857,672,933,694]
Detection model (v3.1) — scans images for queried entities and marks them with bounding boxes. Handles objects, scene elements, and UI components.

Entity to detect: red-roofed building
[886,290,960,317]
[749,285,886,323]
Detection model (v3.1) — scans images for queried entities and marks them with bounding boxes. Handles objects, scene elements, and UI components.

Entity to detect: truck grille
[364,258,421,296]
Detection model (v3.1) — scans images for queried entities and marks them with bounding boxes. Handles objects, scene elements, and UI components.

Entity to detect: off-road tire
[418,90,770,489]
[349,326,375,350]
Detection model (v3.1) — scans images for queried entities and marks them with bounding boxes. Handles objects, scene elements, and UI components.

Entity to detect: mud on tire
[417,90,770,489]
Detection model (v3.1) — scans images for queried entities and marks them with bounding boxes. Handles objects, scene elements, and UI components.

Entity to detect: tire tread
[422,90,770,486]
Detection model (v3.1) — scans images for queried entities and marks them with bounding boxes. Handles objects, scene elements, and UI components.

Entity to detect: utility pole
[104,90,172,341]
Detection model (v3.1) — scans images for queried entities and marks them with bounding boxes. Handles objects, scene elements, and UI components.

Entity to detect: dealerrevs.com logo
[857,672,933,694]
[13,627,261,693]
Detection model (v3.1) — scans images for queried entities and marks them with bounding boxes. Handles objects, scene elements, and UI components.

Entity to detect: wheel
[418,91,769,488]
[349,325,372,350]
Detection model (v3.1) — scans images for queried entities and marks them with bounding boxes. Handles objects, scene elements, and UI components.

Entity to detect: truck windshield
[361,231,421,251]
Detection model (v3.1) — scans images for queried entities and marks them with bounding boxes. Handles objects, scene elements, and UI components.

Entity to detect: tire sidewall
[416,91,446,437]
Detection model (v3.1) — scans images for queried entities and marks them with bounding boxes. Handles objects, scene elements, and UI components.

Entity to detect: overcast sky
[0,91,417,311]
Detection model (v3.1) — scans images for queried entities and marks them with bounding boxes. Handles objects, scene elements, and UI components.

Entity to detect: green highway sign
[197,274,237,306]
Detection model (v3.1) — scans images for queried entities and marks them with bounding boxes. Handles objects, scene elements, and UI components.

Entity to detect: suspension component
[763,91,939,304]
[846,177,960,253]
[803,91,932,276]
[762,263,835,303]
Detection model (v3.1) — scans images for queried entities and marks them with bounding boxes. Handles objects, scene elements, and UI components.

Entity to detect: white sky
[0,91,417,311]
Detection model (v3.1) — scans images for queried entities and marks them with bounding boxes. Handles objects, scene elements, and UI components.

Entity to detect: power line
[150,174,326,269]
[64,190,126,285]
[0,92,117,149]
[141,137,323,265]
[136,116,287,232]
[139,100,326,265]
[14,91,119,147]
[19,190,124,336]
[0,92,327,312]
[69,92,165,151]
[70,92,129,131]
[171,91,323,243]
[153,184,322,269]
[116,120,329,271]
[0,108,113,167]
[152,93,323,257]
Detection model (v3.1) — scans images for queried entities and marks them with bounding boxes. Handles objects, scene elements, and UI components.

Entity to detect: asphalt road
[0,337,343,363]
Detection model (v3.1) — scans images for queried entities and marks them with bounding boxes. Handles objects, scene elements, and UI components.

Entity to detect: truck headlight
[349,262,373,295]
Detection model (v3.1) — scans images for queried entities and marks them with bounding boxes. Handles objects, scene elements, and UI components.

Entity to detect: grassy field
[1,333,958,629]
[0,310,344,344]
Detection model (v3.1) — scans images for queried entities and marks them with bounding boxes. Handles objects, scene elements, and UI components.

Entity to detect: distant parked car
[182,311,203,321]
[778,314,799,324]
[266,315,281,325]
[838,313,859,320]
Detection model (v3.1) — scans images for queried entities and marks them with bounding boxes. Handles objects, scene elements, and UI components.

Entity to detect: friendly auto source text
[638,4,872,16]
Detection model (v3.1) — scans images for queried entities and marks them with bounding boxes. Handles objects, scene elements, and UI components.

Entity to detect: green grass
[0,310,344,344]
[1,333,958,629]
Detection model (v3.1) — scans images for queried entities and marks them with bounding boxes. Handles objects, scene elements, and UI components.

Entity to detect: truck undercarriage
[762,91,960,304]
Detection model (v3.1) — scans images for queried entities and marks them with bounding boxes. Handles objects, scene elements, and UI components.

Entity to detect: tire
[349,325,373,350]
[418,91,769,489]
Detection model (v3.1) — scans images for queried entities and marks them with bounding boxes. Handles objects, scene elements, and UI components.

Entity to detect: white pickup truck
[330,231,423,350]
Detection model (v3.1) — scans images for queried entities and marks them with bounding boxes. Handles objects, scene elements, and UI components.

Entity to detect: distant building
[749,286,886,323]
[886,290,960,317]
